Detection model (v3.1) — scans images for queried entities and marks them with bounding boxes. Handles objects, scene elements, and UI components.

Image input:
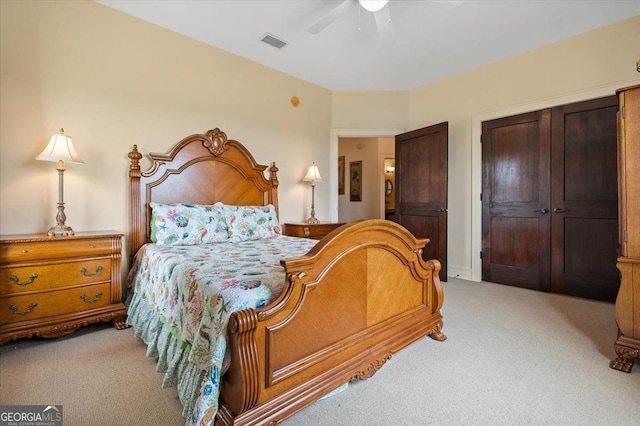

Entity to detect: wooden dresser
[0,231,127,344]
[283,222,346,240]
[610,84,640,372]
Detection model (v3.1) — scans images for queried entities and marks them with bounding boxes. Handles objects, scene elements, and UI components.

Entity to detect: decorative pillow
[201,202,229,244]
[150,202,228,245]
[224,204,282,242]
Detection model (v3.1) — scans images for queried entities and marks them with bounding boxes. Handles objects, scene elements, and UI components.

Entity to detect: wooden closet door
[481,110,552,291]
[482,96,619,302]
[550,96,619,302]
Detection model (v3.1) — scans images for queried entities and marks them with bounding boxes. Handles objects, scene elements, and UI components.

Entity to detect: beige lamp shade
[303,163,323,184]
[36,129,84,164]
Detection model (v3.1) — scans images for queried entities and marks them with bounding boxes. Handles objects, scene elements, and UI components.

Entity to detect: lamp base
[47,224,75,238]
[306,217,320,224]
[48,201,75,237]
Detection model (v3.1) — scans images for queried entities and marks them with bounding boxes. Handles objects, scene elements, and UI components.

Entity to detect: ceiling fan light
[358,0,389,13]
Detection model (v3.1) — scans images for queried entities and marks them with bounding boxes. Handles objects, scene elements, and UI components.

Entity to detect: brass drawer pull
[80,266,103,277]
[9,273,39,286]
[80,291,103,303]
[9,302,38,315]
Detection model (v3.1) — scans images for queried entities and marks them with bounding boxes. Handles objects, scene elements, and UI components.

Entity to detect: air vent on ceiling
[260,33,288,50]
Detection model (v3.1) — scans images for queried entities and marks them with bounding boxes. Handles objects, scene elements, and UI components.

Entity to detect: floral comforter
[127,236,317,425]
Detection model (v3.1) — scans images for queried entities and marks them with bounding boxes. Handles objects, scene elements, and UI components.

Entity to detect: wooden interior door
[482,96,620,302]
[395,122,448,280]
[550,96,619,302]
[481,110,552,291]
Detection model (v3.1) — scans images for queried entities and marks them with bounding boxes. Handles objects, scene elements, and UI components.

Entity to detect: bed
[126,128,446,426]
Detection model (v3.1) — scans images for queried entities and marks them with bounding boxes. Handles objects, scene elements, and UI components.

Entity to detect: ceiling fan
[307,0,462,42]
[307,1,392,39]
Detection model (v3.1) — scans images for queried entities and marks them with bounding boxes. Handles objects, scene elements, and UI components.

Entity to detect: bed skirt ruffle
[126,290,348,425]
[126,293,204,423]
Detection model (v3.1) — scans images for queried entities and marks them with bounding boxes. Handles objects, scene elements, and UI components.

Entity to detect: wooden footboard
[217,219,446,425]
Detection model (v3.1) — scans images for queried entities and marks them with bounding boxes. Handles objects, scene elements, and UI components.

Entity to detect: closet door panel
[482,110,551,291]
[551,96,619,302]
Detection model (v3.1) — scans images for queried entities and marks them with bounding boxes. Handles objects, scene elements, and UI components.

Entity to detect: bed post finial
[269,162,279,186]
[128,145,142,177]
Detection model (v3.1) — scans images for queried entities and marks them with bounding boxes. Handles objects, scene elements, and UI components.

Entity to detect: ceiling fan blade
[307,0,356,35]
[373,5,393,43]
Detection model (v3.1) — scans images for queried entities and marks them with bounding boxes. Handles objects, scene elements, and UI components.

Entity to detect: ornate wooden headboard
[127,128,279,259]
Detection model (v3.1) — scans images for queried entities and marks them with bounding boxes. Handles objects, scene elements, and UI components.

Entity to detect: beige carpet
[1,278,638,425]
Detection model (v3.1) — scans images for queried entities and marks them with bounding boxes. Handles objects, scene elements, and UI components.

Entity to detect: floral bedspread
[128,236,317,425]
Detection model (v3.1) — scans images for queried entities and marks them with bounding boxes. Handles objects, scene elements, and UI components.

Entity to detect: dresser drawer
[0,282,112,325]
[0,237,116,263]
[283,223,346,240]
[0,258,111,296]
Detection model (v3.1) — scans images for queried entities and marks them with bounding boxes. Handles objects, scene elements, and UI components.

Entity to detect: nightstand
[0,231,127,344]
[283,222,346,240]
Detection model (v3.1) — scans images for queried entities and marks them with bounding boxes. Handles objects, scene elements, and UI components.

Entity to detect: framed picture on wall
[350,160,362,202]
[338,156,345,195]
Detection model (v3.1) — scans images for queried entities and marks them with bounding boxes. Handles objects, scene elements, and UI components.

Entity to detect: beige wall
[337,136,394,222]
[331,91,409,129]
[1,1,639,280]
[0,0,332,243]
[337,138,378,222]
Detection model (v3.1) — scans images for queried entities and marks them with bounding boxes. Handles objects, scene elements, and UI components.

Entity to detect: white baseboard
[447,266,475,281]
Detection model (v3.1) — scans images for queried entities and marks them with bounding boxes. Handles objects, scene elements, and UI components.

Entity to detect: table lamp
[303,163,323,224]
[36,128,84,237]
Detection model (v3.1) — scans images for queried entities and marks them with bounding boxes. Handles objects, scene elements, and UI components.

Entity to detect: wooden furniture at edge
[610,84,640,373]
[283,222,346,240]
[0,232,127,344]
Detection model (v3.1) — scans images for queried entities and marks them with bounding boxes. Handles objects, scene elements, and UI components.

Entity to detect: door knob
[553,208,567,213]
[539,208,549,214]
[434,207,446,213]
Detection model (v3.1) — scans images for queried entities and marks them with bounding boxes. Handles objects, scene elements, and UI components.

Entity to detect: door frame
[471,80,638,282]
[329,128,405,222]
